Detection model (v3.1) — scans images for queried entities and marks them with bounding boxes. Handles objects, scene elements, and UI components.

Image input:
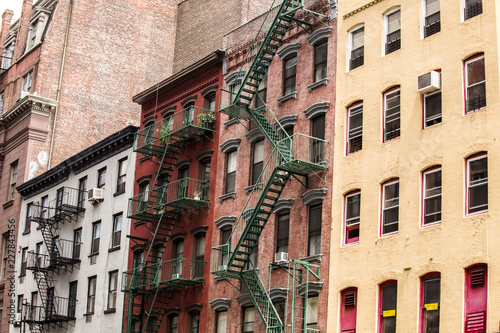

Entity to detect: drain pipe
[48,0,73,169]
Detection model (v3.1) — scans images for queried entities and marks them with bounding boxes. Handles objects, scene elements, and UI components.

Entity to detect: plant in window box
[197,112,216,129]
[159,123,172,146]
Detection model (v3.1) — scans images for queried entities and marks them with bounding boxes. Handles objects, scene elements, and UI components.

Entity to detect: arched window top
[190,225,208,236]
[161,106,177,119]
[185,303,203,314]
[463,51,484,62]
[176,158,192,170]
[181,95,198,107]
[272,198,294,214]
[307,27,332,46]
[136,175,152,185]
[170,232,186,242]
[142,114,156,126]
[304,101,330,119]
[201,85,218,97]
[246,128,265,143]
[209,298,231,311]
[214,216,236,230]
[220,138,241,153]
[382,84,400,94]
[301,188,327,205]
[277,42,301,60]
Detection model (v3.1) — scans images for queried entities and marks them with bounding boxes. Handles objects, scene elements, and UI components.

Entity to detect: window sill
[108,246,121,253]
[214,276,230,284]
[83,312,94,317]
[224,118,239,129]
[22,230,31,236]
[2,200,14,209]
[277,92,297,106]
[244,183,263,195]
[113,189,125,197]
[104,308,116,314]
[219,192,236,204]
[300,254,322,263]
[307,78,328,92]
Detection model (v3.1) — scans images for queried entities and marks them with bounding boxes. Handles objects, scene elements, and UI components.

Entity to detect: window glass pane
[387,10,400,33]
[253,141,264,164]
[346,193,360,226]
[243,307,255,333]
[426,0,440,16]
[425,92,442,126]
[424,169,442,224]
[383,181,399,234]
[227,151,237,173]
[276,213,290,253]
[306,296,319,326]
[468,156,488,213]
[467,57,485,86]
[217,311,227,333]
[352,28,364,49]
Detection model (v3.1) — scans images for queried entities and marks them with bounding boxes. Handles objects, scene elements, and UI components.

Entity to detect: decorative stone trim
[307,78,329,93]
[170,232,187,242]
[136,175,152,185]
[301,188,327,205]
[190,225,209,236]
[245,128,265,143]
[165,307,181,317]
[131,243,146,253]
[220,138,241,153]
[307,27,332,46]
[219,192,236,204]
[225,71,245,85]
[303,102,330,119]
[224,118,239,129]
[236,293,253,307]
[214,276,230,284]
[181,95,198,107]
[152,238,166,247]
[142,114,156,126]
[185,303,203,313]
[176,158,192,169]
[300,254,322,263]
[214,216,236,230]
[161,106,177,118]
[297,281,324,296]
[196,150,214,161]
[201,85,219,97]
[277,92,297,106]
[244,183,263,195]
[269,288,288,302]
[343,0,385,19]
[276,115,298,129]
[209,298,231,311]
[277,42,301,59]
[272,199,294,214]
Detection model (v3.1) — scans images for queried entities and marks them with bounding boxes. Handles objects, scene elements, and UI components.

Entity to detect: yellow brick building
[329,0,499,331]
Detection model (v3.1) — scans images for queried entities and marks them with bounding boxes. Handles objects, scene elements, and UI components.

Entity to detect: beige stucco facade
[329,0,500,331]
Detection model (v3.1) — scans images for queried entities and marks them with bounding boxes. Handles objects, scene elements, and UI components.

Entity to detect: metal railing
[49,239,82,261]
[22,296,76,323]
[26,251,51,270]
[122,258,205,291]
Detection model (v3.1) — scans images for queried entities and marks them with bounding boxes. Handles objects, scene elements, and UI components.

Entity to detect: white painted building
[12,125,138,332]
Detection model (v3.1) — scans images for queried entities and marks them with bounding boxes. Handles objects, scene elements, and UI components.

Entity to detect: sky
[0,0,23,21]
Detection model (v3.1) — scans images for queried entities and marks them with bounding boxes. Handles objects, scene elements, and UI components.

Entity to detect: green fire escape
[211,1,328,332]
[122,106,215,333]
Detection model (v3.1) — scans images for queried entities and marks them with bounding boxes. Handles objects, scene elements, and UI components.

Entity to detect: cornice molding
[343,0,385,19]
[220,138,241,153]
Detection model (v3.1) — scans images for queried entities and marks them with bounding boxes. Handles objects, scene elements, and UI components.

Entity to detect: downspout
[48,0,73,169]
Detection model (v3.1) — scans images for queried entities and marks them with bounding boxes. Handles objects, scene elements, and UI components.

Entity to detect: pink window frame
[464,264,487,332]
[463,53,485,114]
[380,178,399,236]
[382,86,401,142]
[465,152,488,216]
[344,190,360,245]
[378,280,397,333]
[346,101,363,155]
[420,272,441,333]
[421,166,442,227]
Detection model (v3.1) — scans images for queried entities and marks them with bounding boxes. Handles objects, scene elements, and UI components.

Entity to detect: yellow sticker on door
[424,303,439,311]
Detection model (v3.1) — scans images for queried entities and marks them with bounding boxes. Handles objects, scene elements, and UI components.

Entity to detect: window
[112,213,122,248]
[379,281,397,333]
[385,9,401,54]
[22,70,33,92]
[199,157,211,200]
[117,158,128,193]
[349,25,364,70]
[0,92,3,114]
[173,239,184,276]
[467,154,488,215]
[246,242,258,270]
[306,296,319,331]
[17,295,23,313]
[216,311,227,333]
[25,203,33,232]
[340,288,357,332]
[20,247,28,277]
[220,227,231,267]
[189,312,201,333]
[423,168,442,225]
[465,265,487,331]
[73,228,82,259]
[28,21,39,49]
[307,204,322,256]
[31,291,38,308]
[68,281,77,318]
[344,191,360,244]
[314,41,327,81]
[2,43,14,69]
[251,140,264,185]
[424,0,440,37]
[243,307,255,333]
[35,242,43,268]
[283,56,297,95]
[78,176,87,209]
[465,54,486,113]
[193,233,205,278]
[255,74,267,109]
[41,196,49,219]
[383,88,401,141]
[225,150,237,194]
[8,161,18,200]
[382,179,399,235]
[108,271,118,310]
[464,0,482,20]
[91,222,101,255]
[1,234,8,279]
[205,92,216,111]
[87,276,97,314]
[168,315,179,333]
[183,101,195,126]
[138,181,150,211]
[424,90,442,127]
[276,212,289,254]
[347,103,363,154]
[420,273,440,333]
[311,114,325,163]
[97,167,106,189]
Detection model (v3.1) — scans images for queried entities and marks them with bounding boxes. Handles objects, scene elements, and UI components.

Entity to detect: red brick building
[207,1,336,332]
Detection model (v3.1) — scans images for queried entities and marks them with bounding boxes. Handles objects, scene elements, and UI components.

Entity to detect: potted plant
[160,123,172,145]
[197,112,216,129]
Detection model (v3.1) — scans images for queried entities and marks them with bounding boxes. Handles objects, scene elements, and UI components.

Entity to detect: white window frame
[344,191,360,245]
[423,90,442,128]
[383,87,401,142]
[422,0,440,38]
[22,71,33,93]
[381,179,399,236]
[422,167,442,226]
[466,154,488,215]
[346,102,363,155]
[463,0,483,21]
[347,24,364,71]
[464,54,486,114]
[383,8,401,56]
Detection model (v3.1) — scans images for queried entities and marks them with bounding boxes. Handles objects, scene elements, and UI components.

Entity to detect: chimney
[13,0,34,58]
[0,10,14,49]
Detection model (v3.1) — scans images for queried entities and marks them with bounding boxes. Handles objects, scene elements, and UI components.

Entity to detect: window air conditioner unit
[218,265,227,271]
[417,71,441,94]
[275,252,288,264]
[14,313,22,326]
[171,273,181,280]
[88,188,104,203]
[17,91,29,101]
